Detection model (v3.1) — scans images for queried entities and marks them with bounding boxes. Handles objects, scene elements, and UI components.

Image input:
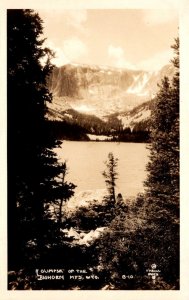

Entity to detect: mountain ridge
[46,63,175,140]
[47,62,174,116]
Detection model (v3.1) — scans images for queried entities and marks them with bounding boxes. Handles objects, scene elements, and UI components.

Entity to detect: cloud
[108,45,136,70]
[42,41,70,67]
[66,10,88,32]
[63,37,88,62]
[143,9,178,25]
[108,45,172,71]
[51,46,70,67]
[138,49,173,71]
[108,45,124,59]
[42,37,88,67]
[38,9,88,35]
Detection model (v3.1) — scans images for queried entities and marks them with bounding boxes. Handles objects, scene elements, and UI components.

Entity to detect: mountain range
[46,63,175,140]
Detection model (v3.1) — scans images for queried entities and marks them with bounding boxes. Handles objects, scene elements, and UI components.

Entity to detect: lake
[55,141,149,198]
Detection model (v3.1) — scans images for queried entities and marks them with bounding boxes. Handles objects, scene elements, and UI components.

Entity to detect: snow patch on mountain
[118,109,151,129]
[72,104,95,113]
[87,134,113,141]
[127,72,151,95]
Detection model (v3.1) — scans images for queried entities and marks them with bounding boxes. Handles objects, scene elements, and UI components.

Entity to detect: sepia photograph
[1,0,189,298]
[7,6,180,291]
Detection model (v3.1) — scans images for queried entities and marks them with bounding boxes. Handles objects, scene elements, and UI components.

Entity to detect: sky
[38,9,178,71]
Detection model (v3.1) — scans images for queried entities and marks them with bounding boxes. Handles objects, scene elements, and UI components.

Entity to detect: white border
[1,0,189,299]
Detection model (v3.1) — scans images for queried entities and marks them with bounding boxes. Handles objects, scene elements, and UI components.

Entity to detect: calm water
[55,141,149,198]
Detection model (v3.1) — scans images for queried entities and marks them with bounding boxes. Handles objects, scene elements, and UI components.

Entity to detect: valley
[46,63,174,141]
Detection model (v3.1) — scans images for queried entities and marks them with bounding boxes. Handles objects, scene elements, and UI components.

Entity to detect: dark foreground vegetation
[7,9,179,290]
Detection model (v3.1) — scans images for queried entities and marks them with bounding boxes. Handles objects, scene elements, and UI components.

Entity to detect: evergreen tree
[102,152,118,203]
[50,162,76,225]
[145,38,179,221]
[7,9,75,269]
[144,38,179,286]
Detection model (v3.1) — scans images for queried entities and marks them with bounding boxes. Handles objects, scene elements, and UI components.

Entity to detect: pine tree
[143,38,179,287]
[145,38,179,222]
[102,152,118,203]
[50,162,76,226]
[7,9,75,269]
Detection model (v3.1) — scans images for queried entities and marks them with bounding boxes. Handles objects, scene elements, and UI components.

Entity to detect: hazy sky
[38,9,178,71]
